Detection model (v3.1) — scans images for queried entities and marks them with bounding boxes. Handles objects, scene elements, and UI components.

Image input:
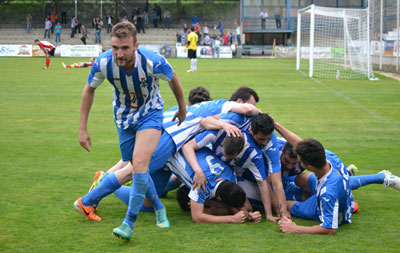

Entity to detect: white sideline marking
[296,69,400,131]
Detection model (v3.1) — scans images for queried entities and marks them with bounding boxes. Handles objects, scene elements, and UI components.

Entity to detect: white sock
[194,59,197,71]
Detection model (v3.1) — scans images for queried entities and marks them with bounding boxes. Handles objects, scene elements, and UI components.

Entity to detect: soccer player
[34,39,55,70]
[182,113,280,222]
[186,27,198,72]
[278,138,354,235]
[74,22,186,242]
[62,58,95,68]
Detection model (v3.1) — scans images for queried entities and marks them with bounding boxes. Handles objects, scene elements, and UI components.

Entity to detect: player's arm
[269,171,290,218]
[200,114,241,137]
[274,121,302,146]
[169,70,186,126]
[181,139,207,193]
[258,179,279,222]
[230,103,261,116]
[79,83,96,152]
[190,200,246,224]
[278,216,336,235]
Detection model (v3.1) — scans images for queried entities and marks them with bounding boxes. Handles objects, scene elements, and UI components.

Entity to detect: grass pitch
[0,56,399,252]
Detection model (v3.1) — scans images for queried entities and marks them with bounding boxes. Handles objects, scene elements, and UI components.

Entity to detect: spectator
[144,0,149,25]
[153,7,158,28]
[235,22,241,45]
[121,16,129,22]
[222,32,229,46]
[26,13,32,34]
[260,9,268,29]
[176,32,182,46]
[45,4,51,18]
[203,23,209,35]
[182,23,188,44]
[71,16,76,38]
[164,8,171,29]
[92,16,98,29]
[203,34,210,46]
[44,17,52,39]
[75,18,82,34]
[81,24,88,45]
[55,22,62,44]
[156,4,162,25]
[195,23,202,45]
[95,19,102,44]
[80,24,88,45]
[214,36,221,58]
[228,32,235,45]
[191,15,199,27]
[61,7,67,24]
[49,12,56,33]
[275,10,281,28]
[107,14,113,33]
[218,20,224,36]
[136,9,145,34]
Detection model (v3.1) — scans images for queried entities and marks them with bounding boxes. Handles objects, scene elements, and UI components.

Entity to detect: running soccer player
[34,39,55,70]
[182,113,280,222]
[74,22,186,242]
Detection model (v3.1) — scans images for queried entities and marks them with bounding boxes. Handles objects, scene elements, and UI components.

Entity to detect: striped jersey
[166,148,236,204]
[38,41,55,51]
[194,129,267,182]
[315,166,354,229]
[163,99,237,150]
[88,47,173,129]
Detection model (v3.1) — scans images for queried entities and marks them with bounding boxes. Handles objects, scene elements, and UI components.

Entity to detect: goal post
[297,4,374,79]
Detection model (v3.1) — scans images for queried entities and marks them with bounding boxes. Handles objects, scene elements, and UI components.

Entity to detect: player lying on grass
[34,39,55,70]
[182,113,282,222]
[199,112,289,218]
[62,58,95,68]
[274,121,400,203]
[74,86,261,223]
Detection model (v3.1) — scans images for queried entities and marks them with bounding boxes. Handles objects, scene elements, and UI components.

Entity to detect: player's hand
[172,107,186,126]
[266,214,280,222]
[193,170,207,194]
[278,216,296,233]
[232,211,246,224]
[222,123,241,137]
[248,211,262,223]
[79,129,92,152]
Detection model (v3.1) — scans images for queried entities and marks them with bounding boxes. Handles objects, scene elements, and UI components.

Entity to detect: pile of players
[73,22,400,241]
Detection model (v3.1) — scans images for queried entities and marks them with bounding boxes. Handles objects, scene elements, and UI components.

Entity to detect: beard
[115,55,134,69]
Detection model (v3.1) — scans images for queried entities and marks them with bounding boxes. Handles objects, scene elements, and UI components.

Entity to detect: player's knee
[131,157,150,173]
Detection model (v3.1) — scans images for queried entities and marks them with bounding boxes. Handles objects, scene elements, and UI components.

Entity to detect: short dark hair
[251,113,274,136]
[295,138,326,169]
[190,26,195,31]
[282,142,297,159]
[188,87,212,105]
[229,87,259,103]
[176,184,191,212]
[222,135,245,157]
[34,39,39,43]
[111,22,137,43]
[216,181,246,209]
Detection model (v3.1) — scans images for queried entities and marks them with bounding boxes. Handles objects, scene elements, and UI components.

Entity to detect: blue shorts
[290,195,319,221]
[117,109,163,162]
[283,181,303,202]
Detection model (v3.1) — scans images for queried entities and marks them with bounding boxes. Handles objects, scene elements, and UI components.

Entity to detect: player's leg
[350,173,386,190]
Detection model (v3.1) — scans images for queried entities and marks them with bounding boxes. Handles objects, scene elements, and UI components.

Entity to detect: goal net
[296,5,374,79]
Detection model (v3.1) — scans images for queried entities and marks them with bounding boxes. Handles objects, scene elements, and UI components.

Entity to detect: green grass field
[1,56,399,252]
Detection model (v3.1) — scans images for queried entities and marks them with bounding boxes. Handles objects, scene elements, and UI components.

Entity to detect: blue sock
[124,173,148,229]
[81,173,121,206]
[113,185,131,205]
[145,176,164,211]
[163,177,180,195]
[350,174,385,190]
[100,172,110,183]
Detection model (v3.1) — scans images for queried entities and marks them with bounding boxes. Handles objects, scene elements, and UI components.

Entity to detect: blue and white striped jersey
[194,129,267,182]
[162,99,237,150]
[315,166,354,229]
[88,47,173,129]
[166,148,237,204]
[262,131,282,175]
[219,112,253,131]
